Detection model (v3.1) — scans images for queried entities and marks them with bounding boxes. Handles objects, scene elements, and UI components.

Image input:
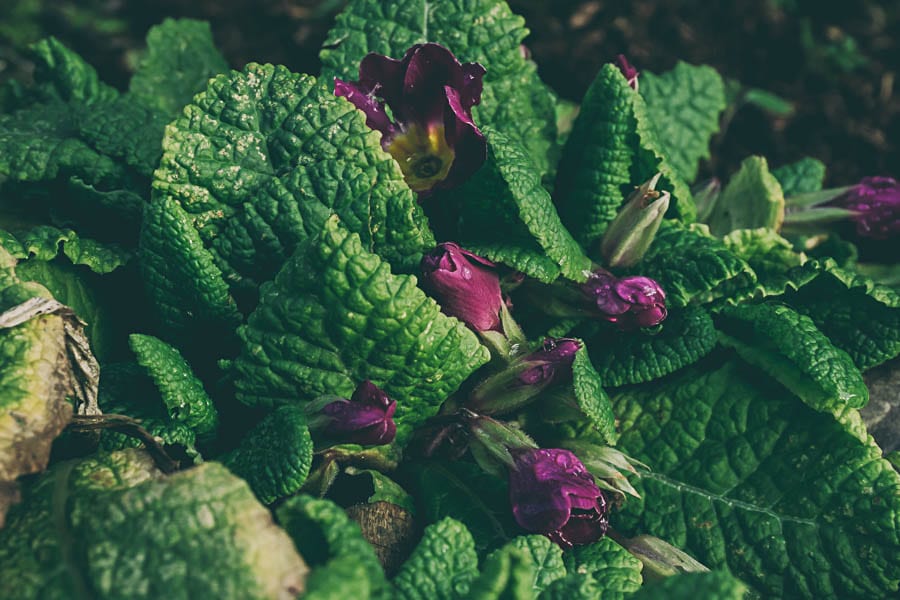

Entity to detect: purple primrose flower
[421,242,504,332]
[319,380,397,446]
[509,448,609,548]
[517,338,581,386]
[335,43,487,194]
[615,54,639,90]
[829,176,900,240]
[582,269,667,330]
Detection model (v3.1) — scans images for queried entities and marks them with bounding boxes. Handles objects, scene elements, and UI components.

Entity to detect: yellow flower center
[387,123,455,192]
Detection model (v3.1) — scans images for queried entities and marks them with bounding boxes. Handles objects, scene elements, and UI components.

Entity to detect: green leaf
[221,405,313,504]
[716,303,868,413]
[304,559,373,600]
[129,333,218,438]
[640,62,727,183]
[585,306,717,387]
[130,19,229,116]
[345,467,416,513]
[630,571,747,600]
[561,537,643,600]
[612,358,900,598]
[457,128,592,282]
[721,228,813,299]
[785,259,900,370]
[17,225,130,274]
[469,545,538,600]
[392,517,480,600]
[638,221,755,308]
[0,449,308,598]
[538,574,603,600]
[28,36,118,105]
[145,63,433,335]
[234,217,489,444]
[507,535,567,595]
[320,0,557,175]
[462,240,562,284]
[706,156,785,236]
[572,344,616,443]
[773,157,826,196]
[276,494,388,597]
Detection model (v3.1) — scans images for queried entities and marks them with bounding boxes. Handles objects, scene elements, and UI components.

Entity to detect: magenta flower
[317,380,396,446]
[421,242,503,332]
[509,448,609,548]
[517,338,581,386]
[829,176,900,240]
[581,269,667,330]
[334,43,486,194]
[616,54,639,90]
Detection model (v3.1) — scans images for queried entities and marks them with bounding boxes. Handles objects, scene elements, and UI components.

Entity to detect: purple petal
[357,50,411,109]
[440,85,487,190]
[421,242,503,331]
[334,78,396,139]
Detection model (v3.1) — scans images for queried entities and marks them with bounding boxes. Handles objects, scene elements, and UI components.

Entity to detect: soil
[1,0,898,185]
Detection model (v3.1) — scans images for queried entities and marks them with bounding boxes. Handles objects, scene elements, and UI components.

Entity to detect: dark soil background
[1,0,898,185]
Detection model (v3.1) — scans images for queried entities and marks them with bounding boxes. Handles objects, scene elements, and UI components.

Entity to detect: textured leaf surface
[145,63,433,333]
[508,535,567,595]
[303,559,373,600]
[234,217,489,443]
[786,260,900,371]
[17,225,130,274]
[562,537,643,600]
[612,358,900,599]
[586,306,716,387]
[538,574,603,600]
[640,62,727,183]
[392,517,480,600]
[130,19,229,115]
[129,333,218,438]
[572,344,616,443]
[638,221,755,308]
[27,37,118,105]
[772,157,826,196]
[320,0,557,175]
[456,129,591,282]
[0,449,308,599]
[707,156,785,236]
[631,571,747,600]
[717,303,868,413]
[276,494,388,598]
[221,405,313,504]
[721,228,812,299]
[469,545,537,600]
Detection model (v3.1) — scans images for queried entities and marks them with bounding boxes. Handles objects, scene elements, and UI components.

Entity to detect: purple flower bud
[517,338,581,386]
[335,43,487,194]
[615,54,639,91]
[582,269,667,330]
[421,242,504,332]
[318,381,397,446]
[509,448,609,549]
[829,176,900,240]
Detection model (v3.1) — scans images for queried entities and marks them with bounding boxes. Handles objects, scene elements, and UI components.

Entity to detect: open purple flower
[509,448,609,548]
[421,242,503,332]
[581,269,667,330]
[829,176,900,240]
[335,43,486,194]
[316,381,397,446]
[616,54,639,90]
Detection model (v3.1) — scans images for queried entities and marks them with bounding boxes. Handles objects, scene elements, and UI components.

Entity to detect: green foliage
[773,157,826,196]
[630,571,747,600]
[571,344,616,443]
[234,217,489,444]
[721,228,813,298]
[562,537,643,599]
[507,535,567,595]
[707,156,785,236]
[469,545,538,600]
[640,62,727,183]
[612,358,900,598]
[391,517,480,600]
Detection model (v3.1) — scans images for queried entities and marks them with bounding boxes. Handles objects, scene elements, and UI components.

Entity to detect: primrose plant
[0,1,899,599]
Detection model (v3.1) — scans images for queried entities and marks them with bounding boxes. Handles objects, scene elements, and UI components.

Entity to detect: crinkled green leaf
[508,535,567,595]
[721,228,813,299]
[28,36,118,105]
[304,558,373,600]
[561,537,643,600]
[717,303,868,413]
[392,517,480,600]
[586,306,716,387]
[786,259,900,371]
[129,333,218,438]
[631,571,747,600]
[469,545,537,600]
[462,240,562,284]
[130,18,229,116]
[638,221,755,308]
[612,358,900,598]
[346,467,416,513]
[320,0,557,175]
[572,344,616,443]
[538,573,603,600]
[457,129,592,282]
[640,62,727,183]
[773,157,826,196]
[0,449,308,598]
[145,63,433,336]
[707,156,785,236]
[276,494,388,598]
[234,217,489,444]
[17,225,130,274]
[221,405,313,504]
